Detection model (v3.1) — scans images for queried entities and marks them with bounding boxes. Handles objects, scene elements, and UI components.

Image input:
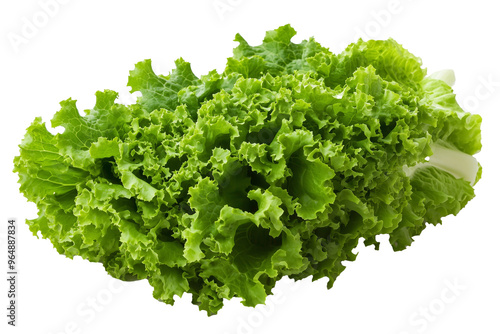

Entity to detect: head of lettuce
[13,24,481,315]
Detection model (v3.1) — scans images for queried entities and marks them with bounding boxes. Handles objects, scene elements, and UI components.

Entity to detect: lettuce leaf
[13,24,482,315]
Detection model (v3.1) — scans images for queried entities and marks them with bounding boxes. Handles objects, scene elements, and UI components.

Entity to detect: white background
[1,1,499,333]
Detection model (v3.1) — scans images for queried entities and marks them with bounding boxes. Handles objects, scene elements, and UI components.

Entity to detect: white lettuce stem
[428,69,456,87]
[403,143,479,184]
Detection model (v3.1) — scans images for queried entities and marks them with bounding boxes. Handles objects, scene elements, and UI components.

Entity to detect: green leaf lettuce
[13,24,482,315]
